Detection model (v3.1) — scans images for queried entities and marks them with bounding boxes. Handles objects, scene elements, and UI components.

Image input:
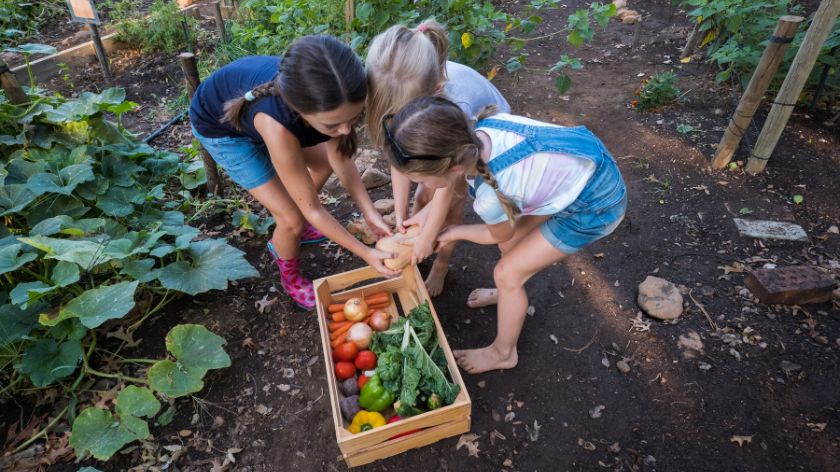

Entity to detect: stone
[346,219,376,245]
[616,360,631,374]
[612,0,627,9]
[638,276,684,320]
[373,198,394,215]
[779,360,802,374]
[733,218,808,242]
[745,266,836,305]
[361,168,390,189]
[382,212,397,226]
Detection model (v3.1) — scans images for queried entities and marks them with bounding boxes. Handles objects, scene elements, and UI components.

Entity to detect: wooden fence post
[746,0,840,174]
[344,0,354,31]
[213,1,227,42]
[179,52,222,195]
[710,15,803,169]
[0,58,28,105]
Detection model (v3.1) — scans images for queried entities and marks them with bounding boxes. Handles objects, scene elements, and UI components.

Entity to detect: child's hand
[364,247,401,277]
[437,225,460,244]
[402,205,430,228]
[364,211,393,239]
[395,232,435,265]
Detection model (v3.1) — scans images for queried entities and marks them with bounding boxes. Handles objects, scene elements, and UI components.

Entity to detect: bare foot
[454,344,518,374]
[425,260,448,297]
[466,288,498,308]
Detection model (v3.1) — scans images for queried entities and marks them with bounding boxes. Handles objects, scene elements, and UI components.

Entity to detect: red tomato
[354,350,377,370]
[332,342,359,362]
[357,374,370,390]
[335,361,356,380]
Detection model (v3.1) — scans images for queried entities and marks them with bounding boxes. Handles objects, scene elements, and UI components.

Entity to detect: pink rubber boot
[300,223,327,245]
[267,242,315,310]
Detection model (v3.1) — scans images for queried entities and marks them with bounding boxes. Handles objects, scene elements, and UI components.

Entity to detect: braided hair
[386,96,521,224]
[221,35,366,156]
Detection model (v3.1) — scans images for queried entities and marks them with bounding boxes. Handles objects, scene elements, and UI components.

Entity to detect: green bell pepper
[358,374,394,412]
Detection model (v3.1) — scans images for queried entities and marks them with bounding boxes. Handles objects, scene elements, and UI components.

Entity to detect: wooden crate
[314,265,472,467]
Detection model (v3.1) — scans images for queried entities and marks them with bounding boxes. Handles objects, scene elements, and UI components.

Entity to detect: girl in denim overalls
[383,96,626,373]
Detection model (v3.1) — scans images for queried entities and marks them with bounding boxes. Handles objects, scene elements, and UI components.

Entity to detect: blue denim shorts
[191,126,275,190]
[539,181,627,254]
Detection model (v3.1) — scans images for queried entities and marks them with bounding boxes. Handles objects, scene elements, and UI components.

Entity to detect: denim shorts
[539,181,627,254]
[191,126,276,190]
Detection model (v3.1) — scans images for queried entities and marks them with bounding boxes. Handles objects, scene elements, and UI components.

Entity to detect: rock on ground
[362,168,391,189]
[637,276,684,320]
[374,199,395,215]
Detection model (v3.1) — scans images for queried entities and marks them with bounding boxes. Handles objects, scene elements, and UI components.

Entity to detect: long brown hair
[365,19,449,150]
[386,96,520,224]
[222,35,366,156]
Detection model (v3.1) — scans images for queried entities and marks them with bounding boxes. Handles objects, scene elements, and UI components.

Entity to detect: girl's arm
[256,115,398,276]
[402,187,453,264]
[327,139,392,238]
[437,221,514,246]
[390,166,412,231]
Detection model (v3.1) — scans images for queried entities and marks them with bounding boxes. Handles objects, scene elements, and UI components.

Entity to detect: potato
[375,225,421,270]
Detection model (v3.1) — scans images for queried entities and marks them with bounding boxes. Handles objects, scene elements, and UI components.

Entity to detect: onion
[368,310,391,332]
[344,297,368,322]
[347,323,373,349]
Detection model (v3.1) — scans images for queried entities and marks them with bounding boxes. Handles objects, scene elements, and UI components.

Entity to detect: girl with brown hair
[365,20,510,296]
[383,96,626,373]
[190,35,397,310]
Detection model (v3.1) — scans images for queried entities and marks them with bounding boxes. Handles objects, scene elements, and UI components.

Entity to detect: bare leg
[424,181,467,296]
[249,178,306,260]
[455,227,568,374]
[466,215,550,308]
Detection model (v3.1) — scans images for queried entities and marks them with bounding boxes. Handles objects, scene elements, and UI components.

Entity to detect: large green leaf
[166,324,231,373]
[157,240,259,295]
[10,281,54,307]
[51,260,81,287]
[0,243,37,275]
[119,258,158,283]
[0,184,36,216]
[19,338,82,386]
[41,281,138,328]
[101,155,144,187]
[69,408,146,461]
[24,196,89,227]
[96,186,146,217]
[115,386,160,418]
[0,302,42,346]
[5,159,46,185]
[147,360,205,398]
[103,230,165,259]
[19,235,111,269]
[26,163,95,196]
[4,43,57,55]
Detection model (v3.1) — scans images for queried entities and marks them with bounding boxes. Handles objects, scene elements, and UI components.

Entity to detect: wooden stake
[344,0,354,31]
[213,1,227,42]
[747,0,840,174]
[681,22,701,59]
[178,52,222,195]
[89,22,113,84]
[632,15,643,48]
[0,58,28,105]
[710,15,803,169]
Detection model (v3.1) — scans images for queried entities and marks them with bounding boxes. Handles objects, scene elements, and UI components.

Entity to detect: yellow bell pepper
[348,410,386,434]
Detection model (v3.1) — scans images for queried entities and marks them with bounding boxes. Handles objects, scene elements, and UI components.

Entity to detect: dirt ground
[5,0,840,471]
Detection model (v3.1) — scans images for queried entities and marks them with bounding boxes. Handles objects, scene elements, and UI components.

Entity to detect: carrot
[330,322,353,341]
[328,303,345,313]
[365,292,391,305]
[331,312,346,322]
[329,321,350,332]
[367,303,390,313]
[331,336,346,349]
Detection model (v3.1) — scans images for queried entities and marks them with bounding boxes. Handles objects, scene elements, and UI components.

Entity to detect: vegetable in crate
[359,374,395,412]
[340,395,361,422]
[354,350,377,370]
[349,410,386,434]
[335,361,356,381]
[370,302,460,417]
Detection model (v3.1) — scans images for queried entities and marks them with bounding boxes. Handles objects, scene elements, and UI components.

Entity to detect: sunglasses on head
[382,114,441,165]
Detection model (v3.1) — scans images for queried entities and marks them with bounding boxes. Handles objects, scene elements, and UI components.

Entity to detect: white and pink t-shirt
[470,114,596,225]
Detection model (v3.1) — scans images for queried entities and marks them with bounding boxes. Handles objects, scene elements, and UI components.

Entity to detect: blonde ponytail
[475,158,520,224]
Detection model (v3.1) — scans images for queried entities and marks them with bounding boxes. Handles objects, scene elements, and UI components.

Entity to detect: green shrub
[111,0,198,54]
[635,71,681,111]
[0,0,65,46]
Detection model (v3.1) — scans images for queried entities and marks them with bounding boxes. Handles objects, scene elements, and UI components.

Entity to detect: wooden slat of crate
[313,265,472,467]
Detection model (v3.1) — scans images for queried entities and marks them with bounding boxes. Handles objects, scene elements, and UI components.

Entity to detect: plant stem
[129,290,172,331]
[82,332,147,384]
[0,376,23,397]
[25,55,34,90]
[21,267,50,284]
[12,404,69,454]
[117,358,158,364]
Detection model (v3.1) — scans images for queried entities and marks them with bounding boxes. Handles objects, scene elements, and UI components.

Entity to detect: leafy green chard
[371,302,460,417]
[0,87,251,460]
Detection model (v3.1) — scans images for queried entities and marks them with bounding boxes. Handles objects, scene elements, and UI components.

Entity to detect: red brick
[745,265,836,305]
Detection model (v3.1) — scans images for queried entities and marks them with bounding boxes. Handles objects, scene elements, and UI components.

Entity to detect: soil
[3,0,839,471]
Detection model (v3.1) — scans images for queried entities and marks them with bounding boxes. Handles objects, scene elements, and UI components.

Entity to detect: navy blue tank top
[189,56,330,148]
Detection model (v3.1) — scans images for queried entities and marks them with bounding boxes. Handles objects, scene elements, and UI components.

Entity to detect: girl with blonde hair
[365,20,510,296]
[382,96,626,374]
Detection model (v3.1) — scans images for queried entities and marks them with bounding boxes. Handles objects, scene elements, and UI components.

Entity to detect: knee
[274,214,305,237]
[493,261,521,290]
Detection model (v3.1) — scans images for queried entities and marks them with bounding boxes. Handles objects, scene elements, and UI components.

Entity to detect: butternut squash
[375,225,422,270]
